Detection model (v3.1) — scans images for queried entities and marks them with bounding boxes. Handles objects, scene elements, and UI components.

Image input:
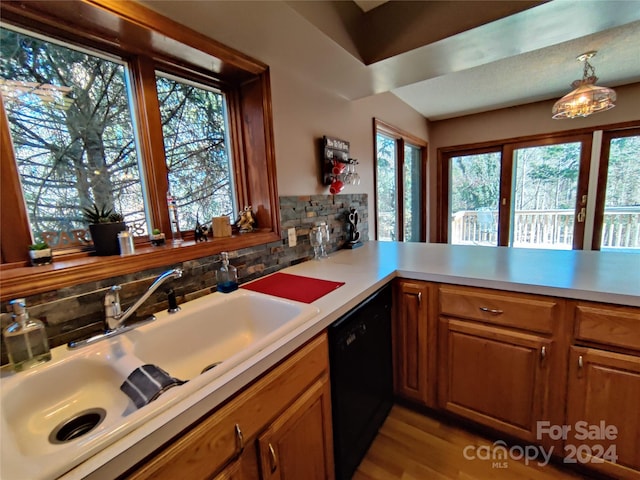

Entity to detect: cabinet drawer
[126,333,329,480]
[574,303,640,351]
[439,285,558,334]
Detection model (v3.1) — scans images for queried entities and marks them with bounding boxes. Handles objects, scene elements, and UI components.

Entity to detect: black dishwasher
[328,284,393,480]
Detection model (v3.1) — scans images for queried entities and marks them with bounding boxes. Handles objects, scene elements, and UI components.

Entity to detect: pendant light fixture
[552,51,616,119]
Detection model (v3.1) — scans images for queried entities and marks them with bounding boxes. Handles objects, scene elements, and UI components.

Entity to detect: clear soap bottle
[216,252,238,293]
[3,299,51,372]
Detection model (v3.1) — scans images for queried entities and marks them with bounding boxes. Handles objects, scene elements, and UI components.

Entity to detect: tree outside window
[1,27,237,248]
[1,27,144,245]
[156,74,235,231]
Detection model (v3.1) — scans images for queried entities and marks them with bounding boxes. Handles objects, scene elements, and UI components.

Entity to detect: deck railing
[451,207,640,249]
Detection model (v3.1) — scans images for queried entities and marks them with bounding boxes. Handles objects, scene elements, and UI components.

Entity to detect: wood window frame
[436,122,640,247]
[373,118,427,242]
[0,0,280,301]
[592,126,640,250]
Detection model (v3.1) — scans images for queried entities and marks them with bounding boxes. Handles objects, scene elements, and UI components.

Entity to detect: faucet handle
[104,285,122,319]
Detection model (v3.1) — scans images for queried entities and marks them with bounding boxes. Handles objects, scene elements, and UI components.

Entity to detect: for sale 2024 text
[537,420,618,464]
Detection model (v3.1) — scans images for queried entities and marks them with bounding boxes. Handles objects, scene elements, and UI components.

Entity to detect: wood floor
[353,405,589,480]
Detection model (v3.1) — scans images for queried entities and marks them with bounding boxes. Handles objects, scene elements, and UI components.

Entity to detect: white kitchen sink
[131,289,319,380]
[0,288,319,480]
[1,352,130,458]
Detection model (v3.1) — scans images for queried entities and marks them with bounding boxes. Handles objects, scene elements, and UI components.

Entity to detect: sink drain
[49,408,106,444]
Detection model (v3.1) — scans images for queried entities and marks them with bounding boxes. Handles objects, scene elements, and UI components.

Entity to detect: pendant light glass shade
[552,51,616,120]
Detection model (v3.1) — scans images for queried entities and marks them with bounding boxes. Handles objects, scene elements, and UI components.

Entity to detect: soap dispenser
[3,299,51,372]
[216,252,238,293]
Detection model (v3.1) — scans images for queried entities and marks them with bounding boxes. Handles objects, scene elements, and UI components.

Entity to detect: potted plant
[28,240,53,266]
[149,228,166,246]
[82,203,126,256]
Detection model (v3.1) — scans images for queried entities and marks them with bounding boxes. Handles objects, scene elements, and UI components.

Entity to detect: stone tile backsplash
[0,194,367,364]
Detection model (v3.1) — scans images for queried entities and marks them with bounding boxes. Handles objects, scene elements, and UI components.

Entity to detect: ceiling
[142,0,640,121]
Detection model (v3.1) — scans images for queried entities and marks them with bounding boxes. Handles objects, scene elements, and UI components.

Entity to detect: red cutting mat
[241,273,344,303]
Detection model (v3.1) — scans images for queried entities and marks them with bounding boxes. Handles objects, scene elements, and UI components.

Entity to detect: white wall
[270,66,428,227]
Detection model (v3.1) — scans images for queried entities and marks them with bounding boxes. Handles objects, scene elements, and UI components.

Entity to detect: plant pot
[89,222,126,256]
[29,249,53,266]
[149,232,166,246]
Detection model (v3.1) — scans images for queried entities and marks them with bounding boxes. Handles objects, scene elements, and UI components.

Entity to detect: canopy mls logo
[463,440,553,468]
[463,421,619,469]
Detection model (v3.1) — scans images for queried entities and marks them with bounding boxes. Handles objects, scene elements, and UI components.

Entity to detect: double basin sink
[0,289,319,480]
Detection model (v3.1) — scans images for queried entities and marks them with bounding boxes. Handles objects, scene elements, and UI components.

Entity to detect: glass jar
[118,230,135,256]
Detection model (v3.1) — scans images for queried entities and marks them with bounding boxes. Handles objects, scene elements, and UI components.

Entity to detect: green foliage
[28,241,50,251]
[152,228,161,235]
[605,136,640,208]
[451,153,501,213]
[81,203,122,224]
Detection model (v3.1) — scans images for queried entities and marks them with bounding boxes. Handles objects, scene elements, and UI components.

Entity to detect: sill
[0,230,280,301]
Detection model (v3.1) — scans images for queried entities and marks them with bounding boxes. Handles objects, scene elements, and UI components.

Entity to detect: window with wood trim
[0,1,280,300]
[437,124,639,251]
[374,119,427,242]
[592,128,640,251]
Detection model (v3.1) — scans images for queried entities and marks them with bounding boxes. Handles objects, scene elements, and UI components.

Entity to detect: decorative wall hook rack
[322,136,359,194]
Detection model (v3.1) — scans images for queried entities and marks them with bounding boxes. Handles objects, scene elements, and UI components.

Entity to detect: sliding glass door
[441,134,593,250]
[509,141,585,249]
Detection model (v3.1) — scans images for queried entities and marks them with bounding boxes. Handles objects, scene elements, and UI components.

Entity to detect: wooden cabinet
[566,347,640,479]
[437,285,567,448]
[393,282,639,479]
[258,376,334,480]
[566,301,640,479]
[124,333,333,480]
[438,318,554,443]
[392,279,435,406]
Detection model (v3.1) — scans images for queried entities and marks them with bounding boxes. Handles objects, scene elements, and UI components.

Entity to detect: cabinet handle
[540,346,546,361]
[268,443,278,473]
[234,423,244,456]
[578,355,583,369]
[417,292,422,303]
[479,307,504,315]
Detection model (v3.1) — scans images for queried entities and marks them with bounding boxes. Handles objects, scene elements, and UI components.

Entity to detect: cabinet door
[258,375,334,480]
[566,347,640,479]
[438,318,552,443]
[393,280,432,405]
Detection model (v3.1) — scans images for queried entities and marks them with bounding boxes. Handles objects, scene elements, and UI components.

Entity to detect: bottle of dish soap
[216,251,238,293]
[3,299,51,372]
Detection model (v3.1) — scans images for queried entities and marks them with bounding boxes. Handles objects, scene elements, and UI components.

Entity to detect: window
[156,73,235,231]
[439,126,639,251]
[1,26,146,246]
[593,129,640,251]
[403,143,423,242]
[374,119,427,242]
[510,141,584,249]
[449,150,501,246]
[0,1,279,300]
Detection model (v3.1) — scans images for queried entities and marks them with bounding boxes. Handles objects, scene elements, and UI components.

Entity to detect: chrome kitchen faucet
[68,268,183,349]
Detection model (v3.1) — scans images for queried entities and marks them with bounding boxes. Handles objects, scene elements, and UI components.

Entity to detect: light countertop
[56,242,639,479]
